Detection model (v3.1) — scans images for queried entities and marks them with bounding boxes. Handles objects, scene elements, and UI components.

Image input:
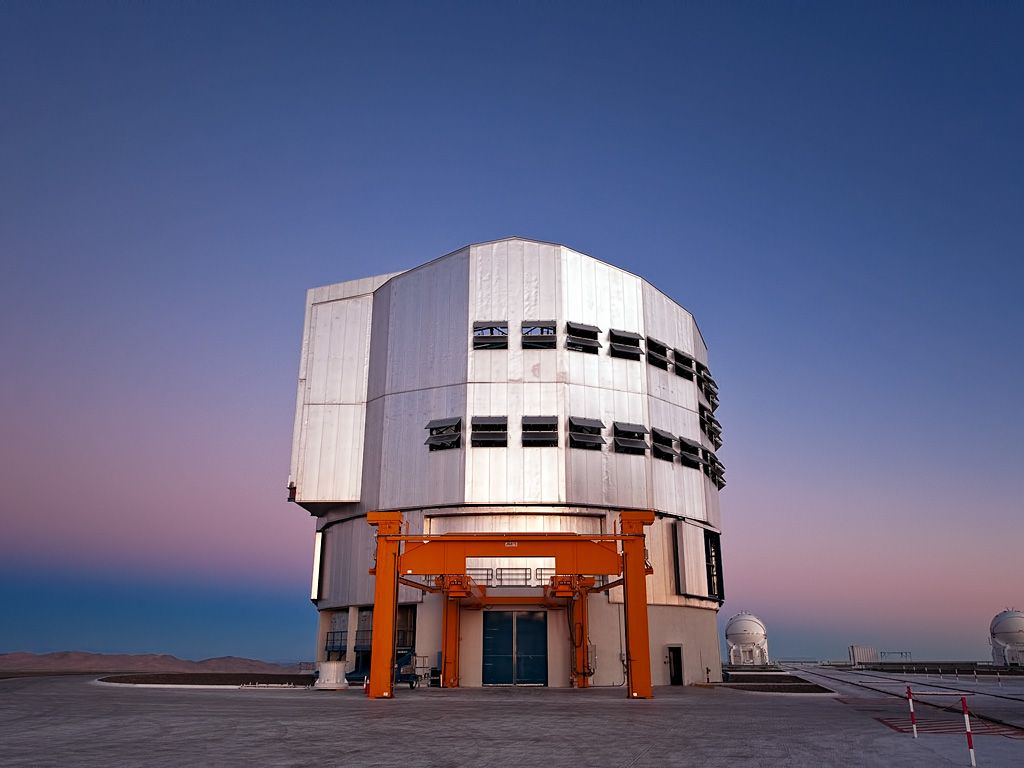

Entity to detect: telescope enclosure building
[288,238,726,687]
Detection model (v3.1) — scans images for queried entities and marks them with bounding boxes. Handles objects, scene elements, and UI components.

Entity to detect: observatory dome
[991,610,1024,647]
[725,612,767,644]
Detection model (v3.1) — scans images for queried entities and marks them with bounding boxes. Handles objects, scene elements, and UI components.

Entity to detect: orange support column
[571,589,590,688]
[367,511,403,699]
[620,511,655,699]
[441,595,461,688]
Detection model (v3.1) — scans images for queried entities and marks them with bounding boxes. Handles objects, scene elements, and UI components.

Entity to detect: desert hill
[0,651,299,674]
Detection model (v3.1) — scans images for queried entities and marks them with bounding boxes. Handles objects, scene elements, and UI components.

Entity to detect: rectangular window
[651,427,678,462]
[565,321,601,354]
[673,349,695,380]
[473,322,509,349]
[567,416,605,450]
[522,416,558,447]
[608,329,643,360]
[695,361,720,408]
[704,531,724,601]
[522,321,557,349]
[646,337,669,369]
[678,436,703,469]
[698,404,723,449]
[612,421,649,454]
[425,417,462,451]
[701,448,726,489]
[671,524,683,596]
[471,416,508,447]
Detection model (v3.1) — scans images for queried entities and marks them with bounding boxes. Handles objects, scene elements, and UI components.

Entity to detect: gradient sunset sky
[2,1,1021,662]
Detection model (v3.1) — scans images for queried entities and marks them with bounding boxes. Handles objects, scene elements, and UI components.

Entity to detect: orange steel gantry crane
[366,510,656,700]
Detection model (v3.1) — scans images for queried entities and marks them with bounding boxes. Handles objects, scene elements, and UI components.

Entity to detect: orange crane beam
[400,536,621,576]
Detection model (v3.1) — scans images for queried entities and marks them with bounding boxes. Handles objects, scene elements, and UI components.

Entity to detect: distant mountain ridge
[0,651,299,673]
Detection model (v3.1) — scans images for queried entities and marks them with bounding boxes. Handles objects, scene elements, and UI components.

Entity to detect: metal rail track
[785,665,1024,736]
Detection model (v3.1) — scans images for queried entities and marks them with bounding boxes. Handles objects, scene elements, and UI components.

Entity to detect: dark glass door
[482,610,548,686]
[482,611,514,685]
[514,611,548,685]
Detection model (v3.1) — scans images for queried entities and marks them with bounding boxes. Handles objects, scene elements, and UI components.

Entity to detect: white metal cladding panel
[564,383,649,509]
[560,247,646,395]
[308,271,404,305]
[377,386,467,510]
[645,517,687,604]
[357,396,385,512]
[430,511,603,575]
[703,476,721,529]
[520,382,565,502]
[306,295,373,405]
[365,280,393,401]
[384,250,469,395]
[297,404,366,502]
[465,382,509,503]
[318,514,424,607]
[640,281,699,359]
[288,292,316,487]
[647,396,706,520]
[319,517,374,607]
[677,520,709,597]
[464,381,564,504]
[641,282,701,410]
[291,285,379,502]
[468,239,563,387]
[427,511,603,534]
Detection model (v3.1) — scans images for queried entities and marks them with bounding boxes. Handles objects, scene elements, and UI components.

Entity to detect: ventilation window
[673,349,695,380]
[702,448,726,489]
[608,329,643,360]
[704,530,724,601]
[651,428,678,462]
[694,361,720,409]
[646,337,669,370]
[613,422,649,455]
[425,417,461,451]
[565,321,601,354]
[522,416,558,447]
[471,416,508,447]
[678,436,703,469]
[473,322,508,350]
[522,321,557,350]
[567,416,605,450]
[699,404,723,449]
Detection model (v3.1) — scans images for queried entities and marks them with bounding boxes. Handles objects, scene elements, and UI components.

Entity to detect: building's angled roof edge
[311,236,710,352]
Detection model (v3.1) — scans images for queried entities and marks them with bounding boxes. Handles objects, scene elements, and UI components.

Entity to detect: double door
[482,610,547,686]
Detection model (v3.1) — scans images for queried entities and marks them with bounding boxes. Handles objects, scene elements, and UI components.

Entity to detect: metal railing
[535,567,556,583]
[495,567,531,586]
[466,567,494,586]
[353,629,373,648]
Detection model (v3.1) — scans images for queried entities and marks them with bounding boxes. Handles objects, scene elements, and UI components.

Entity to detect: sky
[1,1,1021,663]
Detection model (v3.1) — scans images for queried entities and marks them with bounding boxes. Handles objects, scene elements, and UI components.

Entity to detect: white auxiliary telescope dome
[725,612,769,665]
[990,609,1024,667]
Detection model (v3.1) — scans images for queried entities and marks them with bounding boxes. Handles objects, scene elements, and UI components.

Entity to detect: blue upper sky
[1,1,1021,661]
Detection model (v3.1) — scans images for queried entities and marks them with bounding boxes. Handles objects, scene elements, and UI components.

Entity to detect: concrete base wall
[317,595,721,687]
[648,603,723,684]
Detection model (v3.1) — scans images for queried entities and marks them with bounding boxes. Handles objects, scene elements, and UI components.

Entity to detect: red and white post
[906,686,918,739]
[961,696,977,767]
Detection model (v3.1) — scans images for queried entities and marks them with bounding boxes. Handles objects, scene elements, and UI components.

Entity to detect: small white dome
[991,610,1024,648]
[725,612,767,645]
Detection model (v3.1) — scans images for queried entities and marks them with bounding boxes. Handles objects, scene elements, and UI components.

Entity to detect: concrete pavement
[2,674,1023,767]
